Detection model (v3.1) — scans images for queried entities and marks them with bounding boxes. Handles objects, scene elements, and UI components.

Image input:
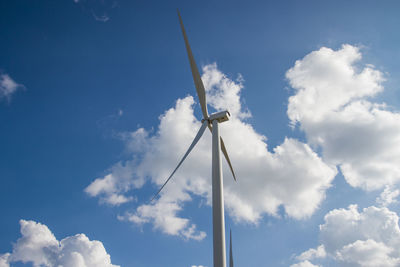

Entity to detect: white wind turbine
[151,11,237,267]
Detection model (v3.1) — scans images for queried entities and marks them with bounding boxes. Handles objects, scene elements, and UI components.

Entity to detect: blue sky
[1,1,400,266]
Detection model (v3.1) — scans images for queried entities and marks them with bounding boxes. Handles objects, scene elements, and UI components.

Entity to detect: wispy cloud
[0,220,119,267]
[74,0,117,22]
[0,73,24,102]
[91,11,110,22]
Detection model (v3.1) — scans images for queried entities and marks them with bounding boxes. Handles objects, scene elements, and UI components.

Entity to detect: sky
[1,0,400,266]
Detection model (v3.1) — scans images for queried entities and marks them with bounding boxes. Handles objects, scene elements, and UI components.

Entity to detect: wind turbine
[151,11,237,267]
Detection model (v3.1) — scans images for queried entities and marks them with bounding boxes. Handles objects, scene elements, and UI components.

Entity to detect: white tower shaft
[212,119,226,267]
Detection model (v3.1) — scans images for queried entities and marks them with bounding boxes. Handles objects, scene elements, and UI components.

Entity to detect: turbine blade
[229,229,234,267]
[150,120,209,202]
[221,137,237,181]
[177,10,209,119]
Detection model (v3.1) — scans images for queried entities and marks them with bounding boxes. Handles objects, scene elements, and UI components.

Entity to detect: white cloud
[0,73,23,102]
[296,245,326,261]
[286,44,400,191]
[119,199,206,241]
[0,254,10,267]
[376,186,400,207]
[201,63,250,119]
[290,260,320,267]
[85,171,135,206]
[1,220,119,267]
[293,205,400,266]
[86,63,336,239]
[320,205,400,256]
[287,45,383,124]
[337,239,400,267]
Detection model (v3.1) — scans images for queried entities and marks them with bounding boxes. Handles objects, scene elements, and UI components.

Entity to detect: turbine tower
[229,229,234,267]
[152,11,237,267]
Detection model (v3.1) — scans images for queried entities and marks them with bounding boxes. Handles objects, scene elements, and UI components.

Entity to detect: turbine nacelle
[205,110,231,123]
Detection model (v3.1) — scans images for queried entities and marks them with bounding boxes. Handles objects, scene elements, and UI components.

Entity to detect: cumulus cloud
[293,205,400,266]
[376,186,400,207]
[85,170,135,206]
[1,220,119,267]
[337,239,400,267]
[296,245,326,261]
[86,63,336,239]
[290,260,320,267]
[119,198,207,241]
[286,44,400,191]
[0,73,23,102]
[0,254,10,267]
